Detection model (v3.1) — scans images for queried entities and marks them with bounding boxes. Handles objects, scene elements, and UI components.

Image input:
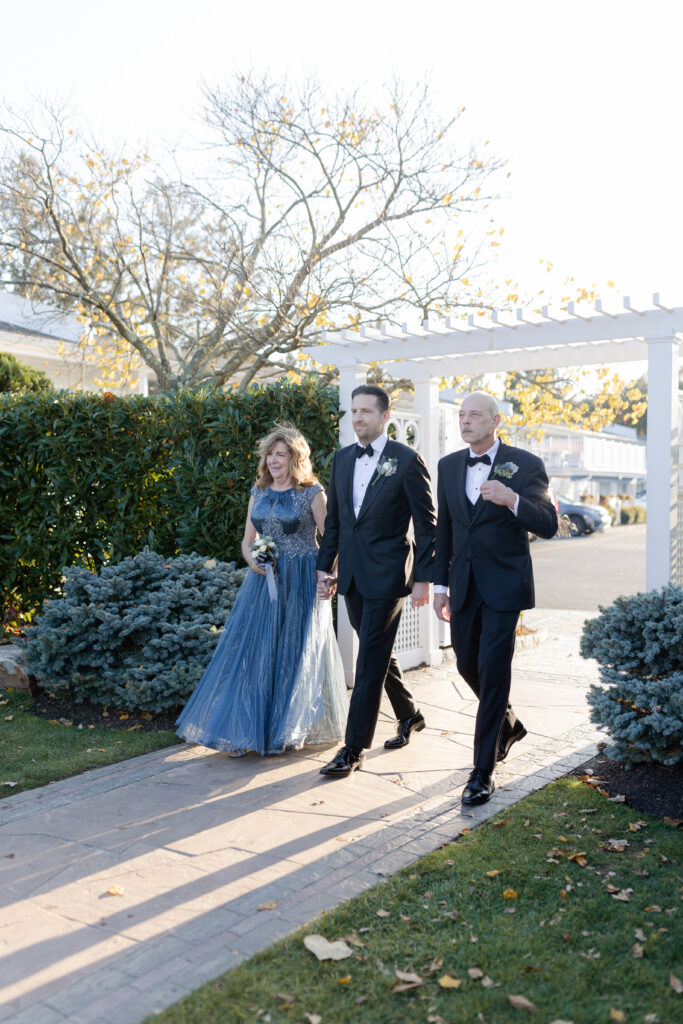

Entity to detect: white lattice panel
[677,489,683,586]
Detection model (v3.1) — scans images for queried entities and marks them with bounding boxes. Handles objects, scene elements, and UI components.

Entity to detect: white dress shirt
[434,439,518,595]
[352,432,388,518]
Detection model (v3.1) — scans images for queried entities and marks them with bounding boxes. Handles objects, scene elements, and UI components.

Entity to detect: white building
[0,290,150,395]
[511,422,646,502]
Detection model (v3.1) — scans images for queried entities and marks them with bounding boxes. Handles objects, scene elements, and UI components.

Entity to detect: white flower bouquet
[252,535,279,601]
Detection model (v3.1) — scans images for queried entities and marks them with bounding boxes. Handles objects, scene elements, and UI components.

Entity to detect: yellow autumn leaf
[503,888,518,900]
[438,974,462,989]
[610,1010,626,1022]
[337,976,351,985]
[486,870,501,878]
[106,885,124,897]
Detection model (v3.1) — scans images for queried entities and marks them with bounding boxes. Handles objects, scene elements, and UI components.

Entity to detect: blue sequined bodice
[251,484,321,557]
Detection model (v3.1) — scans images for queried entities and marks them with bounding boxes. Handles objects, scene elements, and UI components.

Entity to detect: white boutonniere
[371,457,398,486]
[493,462,519,480]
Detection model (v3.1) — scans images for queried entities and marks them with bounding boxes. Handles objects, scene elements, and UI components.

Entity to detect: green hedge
[1,378,340,624]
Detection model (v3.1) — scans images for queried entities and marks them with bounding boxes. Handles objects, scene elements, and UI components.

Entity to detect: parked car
[557,496,610,535]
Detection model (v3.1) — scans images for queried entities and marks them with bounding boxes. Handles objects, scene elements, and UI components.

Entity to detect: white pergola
[306,294,681,672]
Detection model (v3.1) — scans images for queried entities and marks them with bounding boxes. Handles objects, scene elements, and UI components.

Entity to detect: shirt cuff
[510,494,519,516]
[433,584,449,594]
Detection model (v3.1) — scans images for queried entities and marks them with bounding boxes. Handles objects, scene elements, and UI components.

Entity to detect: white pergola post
[646,336,681,589]
[336,364,367,685]
[413,377,442,664]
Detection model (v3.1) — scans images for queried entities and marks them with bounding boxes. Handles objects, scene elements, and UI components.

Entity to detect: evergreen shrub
[20,549,247,712]
[0,352,53,394]
[580,585,683,766]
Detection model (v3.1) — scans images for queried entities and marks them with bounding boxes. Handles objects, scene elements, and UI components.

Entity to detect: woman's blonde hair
[255,422,317,490]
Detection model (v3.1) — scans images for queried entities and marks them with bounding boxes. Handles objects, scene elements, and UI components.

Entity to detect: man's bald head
[459,391,501,453]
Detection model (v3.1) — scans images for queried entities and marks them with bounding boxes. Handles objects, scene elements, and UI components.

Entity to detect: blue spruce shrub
[580,584,683,766]
[20,549,247,712]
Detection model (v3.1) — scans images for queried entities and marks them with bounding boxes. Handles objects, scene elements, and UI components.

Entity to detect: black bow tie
[355,444,374,459]
[467,453,491,467]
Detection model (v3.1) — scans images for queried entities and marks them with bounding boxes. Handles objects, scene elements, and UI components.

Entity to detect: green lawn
[149,779,682,1024]
[0,688,180,796]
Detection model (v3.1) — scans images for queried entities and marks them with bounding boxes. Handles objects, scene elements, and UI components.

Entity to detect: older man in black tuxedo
[434,392,558,805]
[316,384,436,777]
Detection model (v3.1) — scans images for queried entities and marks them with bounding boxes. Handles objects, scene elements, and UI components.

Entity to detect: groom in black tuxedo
[434,392,558,805]
[316,384,436,777]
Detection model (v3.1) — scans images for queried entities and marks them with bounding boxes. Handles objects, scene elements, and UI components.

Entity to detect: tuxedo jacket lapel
[339,447,356,519]
[451,449,470,523]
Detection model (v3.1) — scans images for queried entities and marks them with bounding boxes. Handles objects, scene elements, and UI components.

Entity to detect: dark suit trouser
[450,574,520,774]
[343,581,417,750]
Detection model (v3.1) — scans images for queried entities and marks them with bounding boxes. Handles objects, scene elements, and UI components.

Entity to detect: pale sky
[2,0,681,312]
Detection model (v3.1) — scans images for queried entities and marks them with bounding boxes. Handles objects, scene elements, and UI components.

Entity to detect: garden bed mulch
[30,685,181,733]
[570,749,683,821]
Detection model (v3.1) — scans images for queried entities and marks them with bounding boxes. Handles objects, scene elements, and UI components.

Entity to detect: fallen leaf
[118,713,129,721]
[634,928,646,942]
[643,1014,659,1023]
[507,993,538,1013]
[304,1015,321,1024]
[606,838,629,852]
[140,711,154,721]
[4,715,14,721]
[481,975,498,988]
[337,976,351,985]
[444,859,455,866]
[632,943,644,958]
[492,818,510,828]
[257,900,278,911]
[276,992,294,1004]
[663,817,682,827]
[645,905,662,913]
[671,973,683,993]
[608,794,626,803]
[486,869,501,877]
[460,828,472,835]
[106,885,124,897]
[548,1020,575,1024]
[344,932,365,948]
[392,968,423,992]
[126,724,144,731]
[303,935,352,961]
[376,908,390,918]
[468,967,484,979]
[438,974,462,989]
[612,890,631,902]
[503,888,518,900]
[2,781,17,788]
[610,1010,626,1022]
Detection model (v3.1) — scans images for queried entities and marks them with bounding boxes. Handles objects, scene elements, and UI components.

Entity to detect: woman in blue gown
[176,423,348,756]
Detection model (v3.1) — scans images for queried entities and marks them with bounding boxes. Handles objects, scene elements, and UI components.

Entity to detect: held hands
[316,570,337,600]
[480,479,516,507]
[249,560,267,576]
[433,592,451,622]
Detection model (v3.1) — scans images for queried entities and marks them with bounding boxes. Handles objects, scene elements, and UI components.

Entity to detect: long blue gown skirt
[176,484,348,754]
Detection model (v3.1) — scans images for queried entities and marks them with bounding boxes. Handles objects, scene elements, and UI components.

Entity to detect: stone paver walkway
[0,609,602,1023]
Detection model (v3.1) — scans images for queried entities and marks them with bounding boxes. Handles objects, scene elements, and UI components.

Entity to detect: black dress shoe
[461,769,495,806]
[497,720,527,762]
[319,746,365,777]
[384,711,426,749]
